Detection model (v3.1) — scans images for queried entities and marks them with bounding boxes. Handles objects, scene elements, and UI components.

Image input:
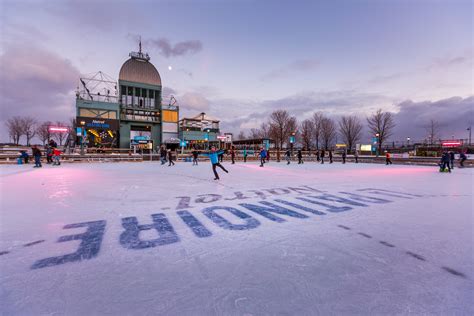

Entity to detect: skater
[218,149,224,163]
[449,151,455,169]
[52,148,61,166]
[230,147,236,164]
[31,145,42,168]
[297,149,303,164]
[285,149,291,165]
[20,150,29,164]
[159,145,167,165]
[243,148,248,163]
[316,150,320,162]
[201,146,228,180]
[192,149,199,165]
[342,151,346,164]
[168,149,175,166]
[45,145,53,164]
[354,151,359,163]
[266,150,270,163]
[385,151,392,165]
[259,147,267,167]
[459,152,467,167]
[329,150,333,163]
[320,150,325,164]
[440,151,451,172]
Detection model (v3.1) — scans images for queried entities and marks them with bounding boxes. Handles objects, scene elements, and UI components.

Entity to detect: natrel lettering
[30,188,418,270]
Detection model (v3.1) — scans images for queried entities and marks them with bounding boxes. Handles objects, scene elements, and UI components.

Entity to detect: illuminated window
[162,110,178,122]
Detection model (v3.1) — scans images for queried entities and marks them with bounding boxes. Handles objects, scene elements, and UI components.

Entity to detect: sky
[0,0,472,144]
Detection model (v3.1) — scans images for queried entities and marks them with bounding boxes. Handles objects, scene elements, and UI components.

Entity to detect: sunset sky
[0,0,472,143]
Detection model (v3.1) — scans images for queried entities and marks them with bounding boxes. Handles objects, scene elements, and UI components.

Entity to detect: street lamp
[406,137,410,147]
[467,127,471,146]
[375,133,380,156]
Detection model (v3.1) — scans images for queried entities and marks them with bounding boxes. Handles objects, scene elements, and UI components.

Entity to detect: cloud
[133,36,202,58]
[393,96,473,141]
[0,44,80,141]
[261,59,319,81]
[179,92,210,115]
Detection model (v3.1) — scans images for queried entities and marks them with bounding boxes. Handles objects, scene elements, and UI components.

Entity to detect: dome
[119,57,161,86]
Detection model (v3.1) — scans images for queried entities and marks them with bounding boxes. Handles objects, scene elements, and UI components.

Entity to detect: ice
[0,161,473,315]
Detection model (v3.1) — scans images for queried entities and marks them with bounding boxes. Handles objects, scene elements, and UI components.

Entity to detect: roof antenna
[139,36,142,54]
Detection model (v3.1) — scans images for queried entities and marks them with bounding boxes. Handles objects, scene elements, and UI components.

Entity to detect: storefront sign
[77,117,119,130]
[360,144,372,151]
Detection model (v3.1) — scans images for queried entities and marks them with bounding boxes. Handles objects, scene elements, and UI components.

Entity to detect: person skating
[201,146,228,180]
[449,151,455,169]
[52,148,61,166]
[316,150,320,162]
[459,152,467,167]
[45,145,53,164]
[297,149,303,164]
[20,150,29,164]
[354,151,359,163]
[329,150,333,163]
[218,150,224,163]
[168,149,175,166]
[159,145,167,165]
[385,151,392,165]
[243,148,247,163]
[320,150,325,164]
[192,149,199,165]
[266,150,270,163]
[440,151,451,172]
[230,147,236,164]
[285,149,291,165]
[259,148,267,167]
[342,151,346,164]
[31,145,42,168]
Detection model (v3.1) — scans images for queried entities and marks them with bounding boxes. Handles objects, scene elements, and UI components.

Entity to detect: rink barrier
[0,151,472,166]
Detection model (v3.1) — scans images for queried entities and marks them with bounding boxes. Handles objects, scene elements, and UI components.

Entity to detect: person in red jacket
[385,151,392,165]
[53,148,62,166]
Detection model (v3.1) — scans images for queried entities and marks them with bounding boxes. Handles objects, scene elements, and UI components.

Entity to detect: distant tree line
[6,116,72,146]
[235,109,400,153]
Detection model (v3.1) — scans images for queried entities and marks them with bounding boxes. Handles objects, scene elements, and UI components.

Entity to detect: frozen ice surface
[0,161,473,315]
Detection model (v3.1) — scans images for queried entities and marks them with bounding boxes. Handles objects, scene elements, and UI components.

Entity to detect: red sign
[441,140,462,147]
[49,127,69,132]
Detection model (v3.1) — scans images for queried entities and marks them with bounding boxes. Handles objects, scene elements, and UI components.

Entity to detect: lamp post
[375,133,380,156]
[290,132,296,156]
[406,137,410,147]
[468,127,471,146]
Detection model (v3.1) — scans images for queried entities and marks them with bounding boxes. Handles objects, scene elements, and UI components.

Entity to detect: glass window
[127,87,133,95]
[149,90,154,99]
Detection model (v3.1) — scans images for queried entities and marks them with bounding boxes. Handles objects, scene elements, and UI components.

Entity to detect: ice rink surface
[1,160,473,315]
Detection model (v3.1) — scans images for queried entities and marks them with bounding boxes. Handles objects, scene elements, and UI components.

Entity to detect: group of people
[18,139,62,168]
[439,151,468,172]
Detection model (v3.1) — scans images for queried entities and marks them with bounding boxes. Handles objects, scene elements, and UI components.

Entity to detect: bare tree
[366,109,396,154]
[249,128,262,139]
[300,119,314,150]
[53,121,68,146]
[338,115,363,153]
[268,110,297,149]
[6,116,24,145]
[312,112,323,149]
[36,121,52,145]
[320,117,337,150]
[236,131,246,141]
[425,119,440,145]
[20,116,38,146]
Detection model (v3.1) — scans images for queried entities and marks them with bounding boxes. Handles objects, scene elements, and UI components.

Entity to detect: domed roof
[119,57,161,86]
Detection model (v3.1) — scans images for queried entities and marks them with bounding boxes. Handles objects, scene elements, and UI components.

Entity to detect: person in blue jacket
[201,146,229,180]
[259,148,267,167]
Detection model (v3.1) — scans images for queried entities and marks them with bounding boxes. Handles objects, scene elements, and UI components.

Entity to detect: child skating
[201,146,229,180]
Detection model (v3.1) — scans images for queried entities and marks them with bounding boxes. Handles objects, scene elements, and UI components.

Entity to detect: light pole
[468,127,471,146]
[375,133,380,156]
[406,137,410,147]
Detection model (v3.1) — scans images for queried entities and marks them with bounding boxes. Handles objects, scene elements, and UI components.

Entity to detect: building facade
[75,46,179,150]
[179,112,220,149]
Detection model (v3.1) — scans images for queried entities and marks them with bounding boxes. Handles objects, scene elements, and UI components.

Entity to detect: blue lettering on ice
[31,220,106,269]
[295,197,352,213]
[177,210,212,238]
[338,192,392,204]
[274,199,326,216]
[239,201,308,223]
[120,213,180,249]
[307,194,368,207]
[202,206,260,230]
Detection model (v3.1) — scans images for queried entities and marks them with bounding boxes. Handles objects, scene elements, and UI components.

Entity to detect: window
[127,87,133,96]
[149,90,154,99]
[162,110,178,122]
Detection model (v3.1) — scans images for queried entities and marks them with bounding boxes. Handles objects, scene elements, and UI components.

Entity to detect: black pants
[169,158,175,166]
[329,157,333,163]
[212,163,228,179]
[450,159,454,169]
[342,157,346,164]
[244,155,247,162]
[231,155,235,164]
[441,161,451,172]
[260,157,265,166]
[460,158,466,167]
[298,157,303,164]
[386,158,392,165]
[355,157,358,163]
[193,158,198,165]
[321,157,324,164]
